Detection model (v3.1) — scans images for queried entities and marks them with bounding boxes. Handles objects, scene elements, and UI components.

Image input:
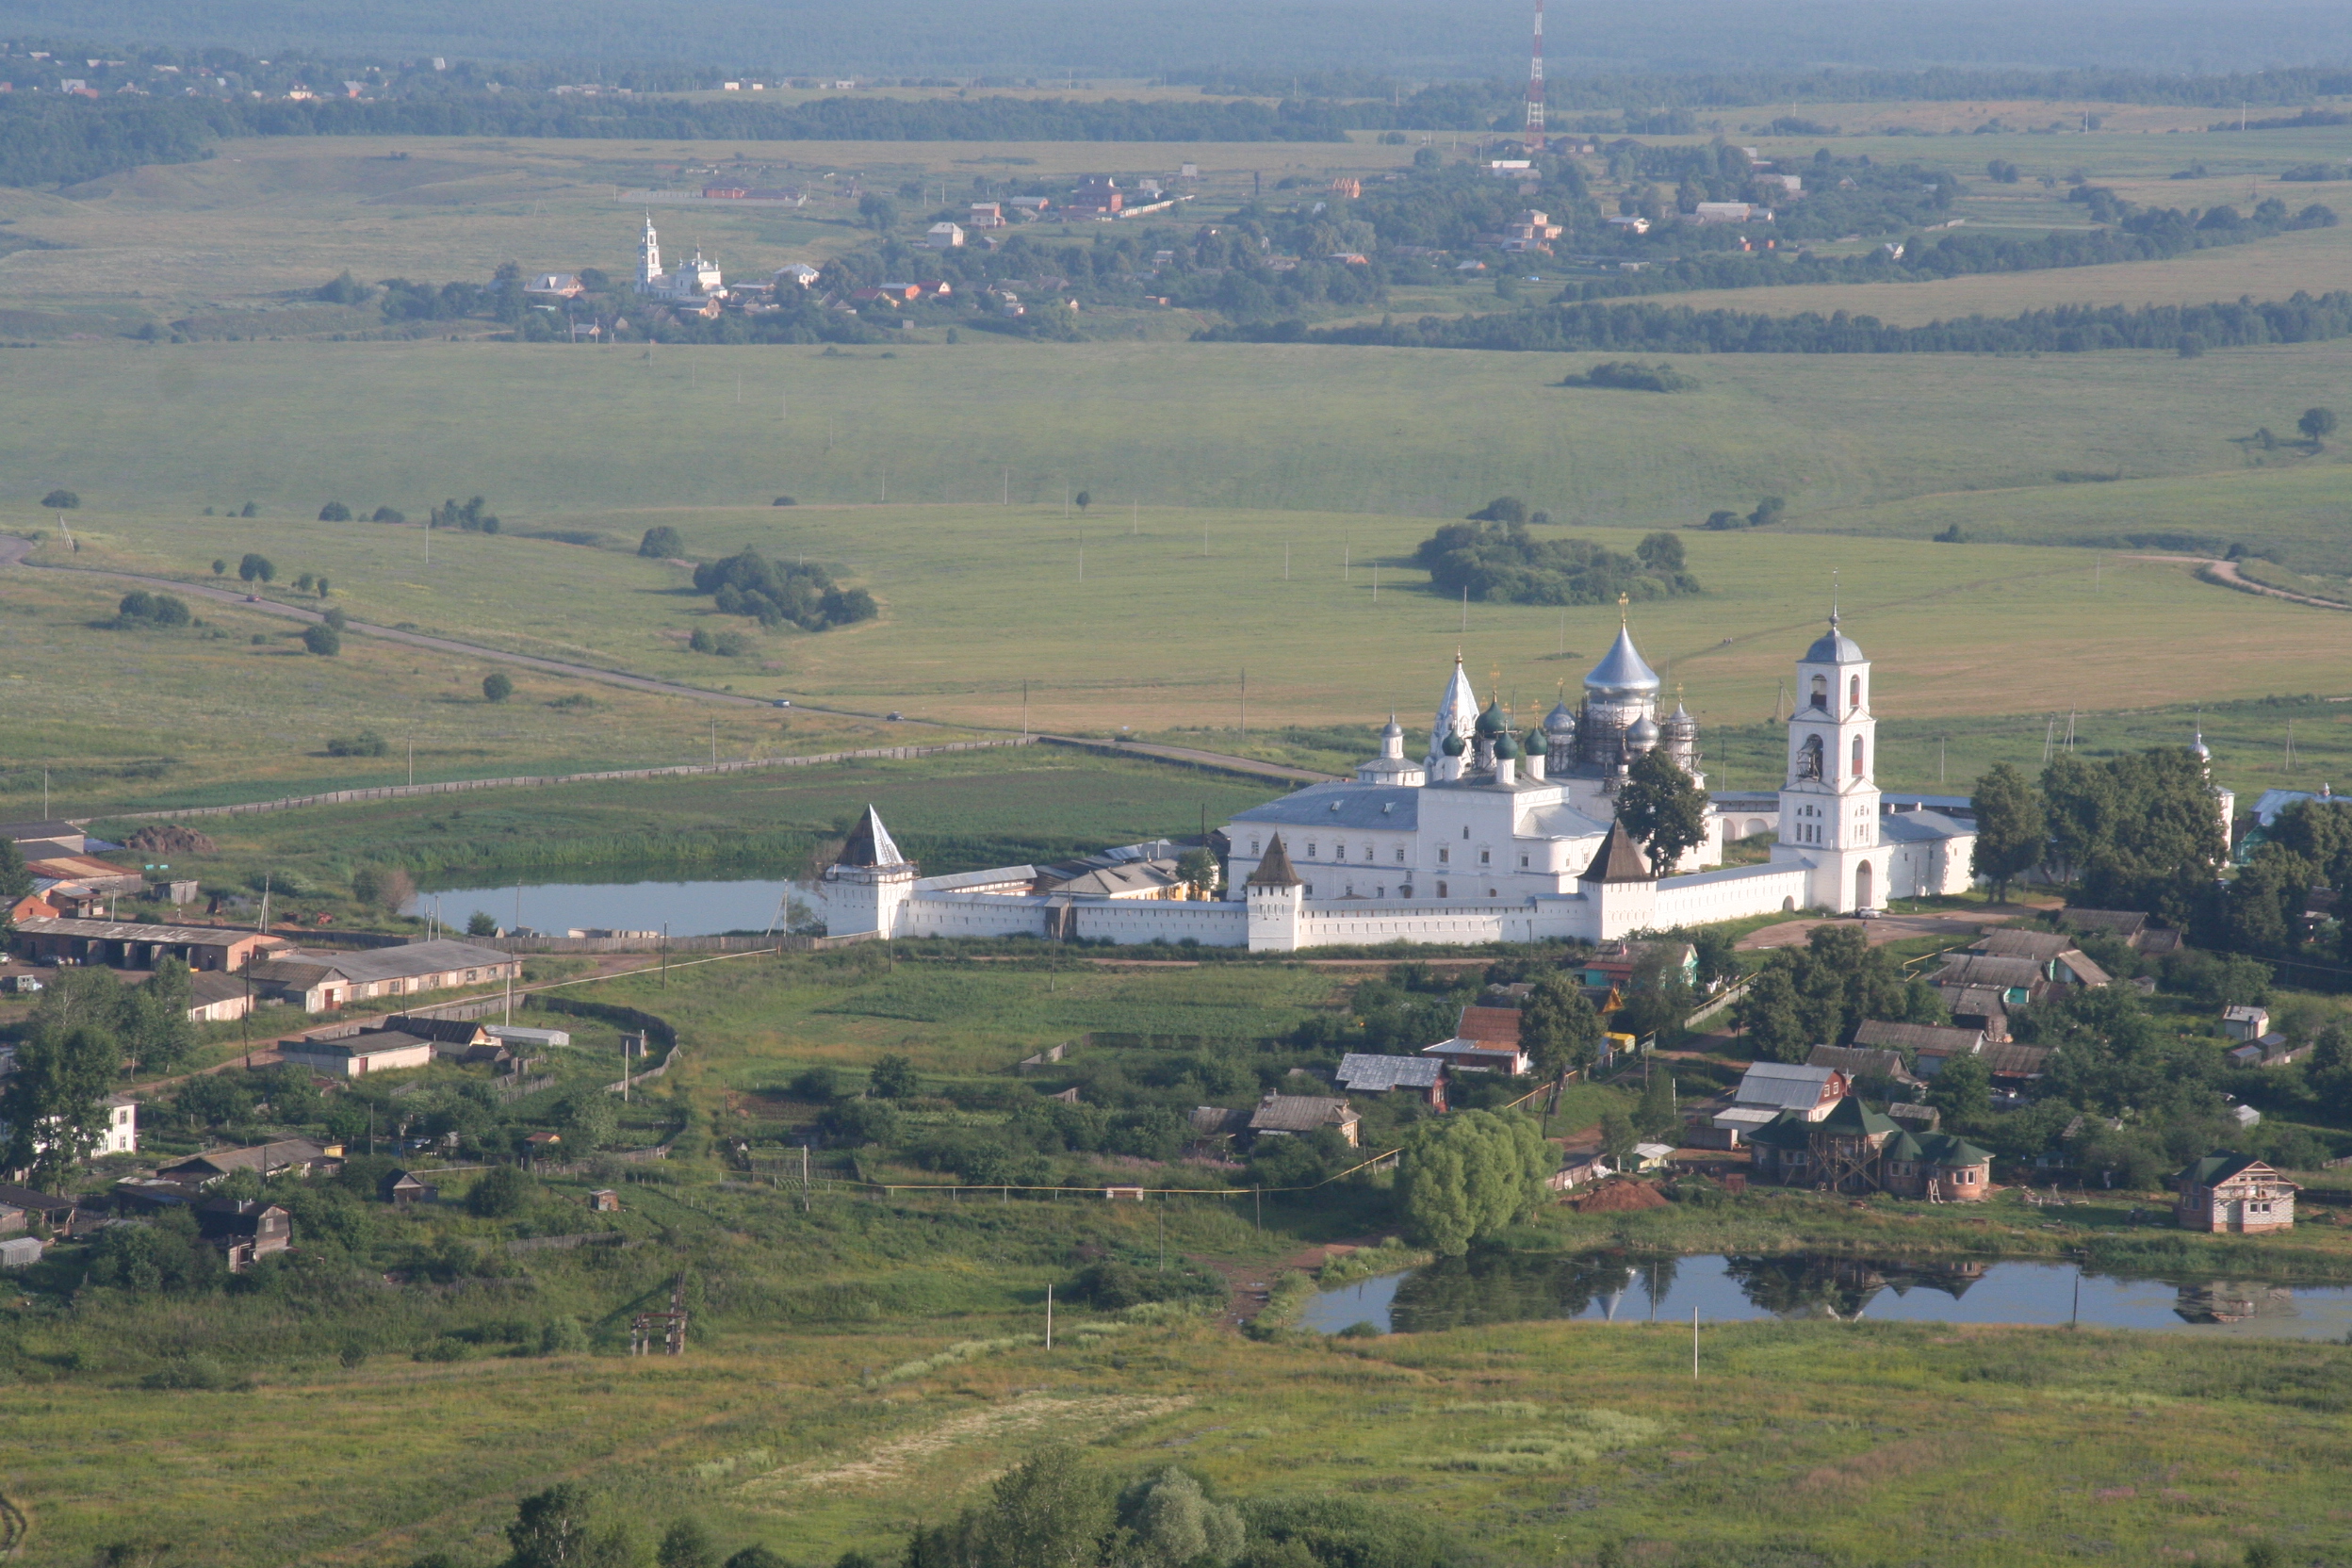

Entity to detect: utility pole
[1691,1306,1700,1380]
[1461,586,1468,634]
[1044,1282,1054,1349]
[407,742,414,786]
[710,717,718,766]
[662,922,671,987]
[1240,668,1247,735]
[1021,679,1029,739]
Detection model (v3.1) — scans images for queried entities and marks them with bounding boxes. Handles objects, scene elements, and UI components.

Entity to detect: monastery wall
[898,893,1053,940]
[1076,900,1250,946]
[1654,862,1811,927]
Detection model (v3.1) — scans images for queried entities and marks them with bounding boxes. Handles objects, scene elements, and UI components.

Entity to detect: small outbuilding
[587,1189,621,1213]
[380,1169,438,1206]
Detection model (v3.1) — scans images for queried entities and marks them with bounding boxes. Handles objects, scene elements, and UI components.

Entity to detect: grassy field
[24,483,2352,804]
[12,331,2352,530]
[11,1310,2352,1568]
[75,747,1287,886]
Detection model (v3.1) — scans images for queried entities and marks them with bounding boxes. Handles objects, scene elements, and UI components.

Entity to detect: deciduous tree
[1969,761,2045,903]
[1616,750,1708,874]
[1397,1109,1551,1255]
[1519,972,1604,1077]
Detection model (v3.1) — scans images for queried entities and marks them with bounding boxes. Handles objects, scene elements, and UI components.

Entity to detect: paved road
[1,538,1331,791]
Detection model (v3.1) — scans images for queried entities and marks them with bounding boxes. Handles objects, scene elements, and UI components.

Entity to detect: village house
[1711,1062,1850,1142]
[380,1169,438,1206]
[1969,928,2113,988]
[968,202,1006,229]
[524,273,583,298]
[156,1138,341,1184]
[1421,1004,1529,1076]
[1,820,89,858]
[196,1198,291,1270]
[2221,1005,2270,1043]
[2175,1152,2296,1233]
[1805,1043,1924,1090]
[926,221,965,249]
[1247,1093,1362,1148]
[1747,1099,1994,1200]
[1854,1020,1984,1074]
[1334,1053,1447,1109]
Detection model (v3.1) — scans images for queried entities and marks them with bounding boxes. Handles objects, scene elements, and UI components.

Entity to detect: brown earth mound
[123,825,218,856]
[1569,1179,1670,1214]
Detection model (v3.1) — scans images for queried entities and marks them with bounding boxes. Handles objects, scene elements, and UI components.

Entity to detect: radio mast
[1525,0,1545,151]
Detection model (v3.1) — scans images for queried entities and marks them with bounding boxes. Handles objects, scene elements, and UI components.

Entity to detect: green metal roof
[1817,1096,1900,1137]
[2177,1152,2267,1188]
[1744,1110,1815,1149]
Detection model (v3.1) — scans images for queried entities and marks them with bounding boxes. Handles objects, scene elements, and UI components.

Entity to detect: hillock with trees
[690,548,877,630]
[1413,521,1699,605]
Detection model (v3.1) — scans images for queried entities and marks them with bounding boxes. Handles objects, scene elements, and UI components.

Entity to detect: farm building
[243,939,519,1013]
[10,917,287,972]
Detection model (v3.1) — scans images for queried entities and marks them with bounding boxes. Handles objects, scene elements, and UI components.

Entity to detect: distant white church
[817,611,1978,951]
[635,212,723,302]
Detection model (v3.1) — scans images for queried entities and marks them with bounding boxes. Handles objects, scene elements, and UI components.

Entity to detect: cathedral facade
[817,612,1978,951]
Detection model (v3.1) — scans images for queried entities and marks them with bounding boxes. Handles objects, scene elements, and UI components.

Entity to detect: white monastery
[634,213,724,302]
[817,610,1979,951]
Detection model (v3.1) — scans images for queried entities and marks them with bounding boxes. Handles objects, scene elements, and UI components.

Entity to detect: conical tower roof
[1578,821,1657,883]
[1585,623,1660,694]
[1429,655,1478,763]
[837,806,905,868]
[1247,833,1303,889]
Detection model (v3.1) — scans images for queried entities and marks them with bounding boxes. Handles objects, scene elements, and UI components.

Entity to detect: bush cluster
[692,547,877,630]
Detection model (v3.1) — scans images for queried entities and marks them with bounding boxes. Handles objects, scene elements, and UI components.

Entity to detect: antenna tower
[1525,0,1545,151]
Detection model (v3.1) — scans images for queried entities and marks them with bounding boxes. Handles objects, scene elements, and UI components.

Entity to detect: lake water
[404,876,799,938]
[1300,1252,2352,1340]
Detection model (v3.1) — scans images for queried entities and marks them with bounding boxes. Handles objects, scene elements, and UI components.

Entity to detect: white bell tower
[637,211,665,295]
[1772,605,1884,912]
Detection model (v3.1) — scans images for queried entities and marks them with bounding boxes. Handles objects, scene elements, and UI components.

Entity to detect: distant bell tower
[1774,603,1884,911]
[638,211,664,294]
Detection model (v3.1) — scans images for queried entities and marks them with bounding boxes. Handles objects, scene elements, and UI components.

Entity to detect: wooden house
[380,1169,438,1206]
[196,1198,291,1271]
[1334,1053,1446,1110]
[1246,1094,1361,1148]
[1421,1004,1529,1076]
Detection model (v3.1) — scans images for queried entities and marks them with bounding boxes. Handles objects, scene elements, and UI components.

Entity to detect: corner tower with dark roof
[817,804,920,937]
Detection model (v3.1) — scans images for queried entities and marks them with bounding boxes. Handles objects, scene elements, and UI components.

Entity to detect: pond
[404,874,800,939]
[1300,1253,2352,1340]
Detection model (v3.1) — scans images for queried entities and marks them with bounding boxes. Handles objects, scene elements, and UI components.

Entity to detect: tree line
[1201,290,2352,357]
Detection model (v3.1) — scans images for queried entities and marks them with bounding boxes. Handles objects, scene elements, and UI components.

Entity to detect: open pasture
[26,471,2352,760]
[9,332,2352,527]
[7,1299,2349,1567]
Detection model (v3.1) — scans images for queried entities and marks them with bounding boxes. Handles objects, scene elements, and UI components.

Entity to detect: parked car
[2,975,41,994]
[885,710,904,722]
[773,698,792,709]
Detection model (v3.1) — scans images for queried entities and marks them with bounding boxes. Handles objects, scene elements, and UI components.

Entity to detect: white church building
[634,212,724,302]
[816,611,1977,951]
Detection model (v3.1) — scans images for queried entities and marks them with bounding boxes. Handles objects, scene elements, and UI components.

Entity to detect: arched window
[1851,736,1866,777]
[1849,675,1862,710]
[1809,676,1828,710]
[1799,734,1823,780]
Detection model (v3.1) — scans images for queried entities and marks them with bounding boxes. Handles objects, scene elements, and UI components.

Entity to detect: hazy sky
[5,0,2346,77]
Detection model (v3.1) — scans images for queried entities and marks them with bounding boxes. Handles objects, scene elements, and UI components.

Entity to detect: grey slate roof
[1248,1094,1360,1134]
[1854,1021,1983,1056]
[1975,928,2077,961]
[1335,1053,1445,1091]
[1877,809,1971,843]
[256,939,513,987]
[1733,1062,1840,1111]
[1805,1044,1921,1085]
[1229,783,1419,832]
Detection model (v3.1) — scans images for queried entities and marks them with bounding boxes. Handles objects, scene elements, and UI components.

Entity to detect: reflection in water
[1298,1250,2352,1339]
[1389,1251,1638,1333]
[1722,1255,1989,1321]
[2175,1281,2297,1325]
